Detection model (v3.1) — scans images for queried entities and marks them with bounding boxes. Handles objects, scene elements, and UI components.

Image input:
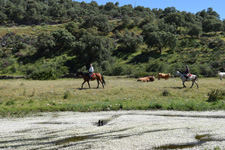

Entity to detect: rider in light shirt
[88,64,94,81]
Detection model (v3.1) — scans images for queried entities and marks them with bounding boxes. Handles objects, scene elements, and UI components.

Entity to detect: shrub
[146,59,166,72]
[63,91,71,99]
[162,89,171,96]
[29,69,57,80]
[207,89,225,102]
[148,102,163,109]
[6,100,15,106]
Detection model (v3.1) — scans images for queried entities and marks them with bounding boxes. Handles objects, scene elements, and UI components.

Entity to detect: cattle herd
[137,71,225,82]
[137,73,170,82]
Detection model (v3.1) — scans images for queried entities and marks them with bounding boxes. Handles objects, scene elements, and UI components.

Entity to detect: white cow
[218,71,225,80]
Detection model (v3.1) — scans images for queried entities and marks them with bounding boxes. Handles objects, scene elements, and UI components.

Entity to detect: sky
[74,0,225,20]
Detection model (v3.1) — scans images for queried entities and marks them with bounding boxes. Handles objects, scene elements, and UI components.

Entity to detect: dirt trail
[0,110,225,150]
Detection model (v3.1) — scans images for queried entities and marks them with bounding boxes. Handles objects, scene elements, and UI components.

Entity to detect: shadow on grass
[166,87,184,89]
[77,87,101,90]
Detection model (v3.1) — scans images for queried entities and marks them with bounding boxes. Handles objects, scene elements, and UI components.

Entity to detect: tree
[158,20,177,34]
[223,19,225,31]
[188,24,202,38]
[164,13,185,27]
[163,7,177,15]
[51,29,75,52]
[202,16,223,33]
[121,15,131,28]
[73,33,115,67]
[146,31,177,54]
[104,2,115,11]
[65,21,78,35]
[118,31,143,52]
[196,7,220,19]
[142,23,158,36]
[35,32,55,55]
[81,15,113,33]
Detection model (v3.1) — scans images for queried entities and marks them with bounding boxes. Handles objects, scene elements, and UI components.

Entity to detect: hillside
[0,0,225,79]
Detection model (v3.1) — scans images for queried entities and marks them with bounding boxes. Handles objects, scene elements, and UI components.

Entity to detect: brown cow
[137,77,149,82]
[137,76,155,82]
[158,73,171,80]
[148,76,155,82]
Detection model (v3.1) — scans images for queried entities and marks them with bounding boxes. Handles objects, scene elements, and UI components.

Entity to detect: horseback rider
[88,64,94,81]
[184,65,190,79]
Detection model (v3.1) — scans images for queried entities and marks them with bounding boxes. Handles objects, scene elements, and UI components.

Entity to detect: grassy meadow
[0,76,225,117]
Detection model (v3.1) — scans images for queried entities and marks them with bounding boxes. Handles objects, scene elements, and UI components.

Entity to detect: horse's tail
[101,74,106,85]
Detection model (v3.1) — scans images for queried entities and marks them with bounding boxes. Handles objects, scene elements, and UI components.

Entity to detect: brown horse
[76,72,106,89]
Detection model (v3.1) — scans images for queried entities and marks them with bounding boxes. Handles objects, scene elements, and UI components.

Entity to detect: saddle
[91,73,96,77]
[184,74,192,79]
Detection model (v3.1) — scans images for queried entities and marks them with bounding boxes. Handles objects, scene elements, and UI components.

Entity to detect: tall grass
[0,77,224,117]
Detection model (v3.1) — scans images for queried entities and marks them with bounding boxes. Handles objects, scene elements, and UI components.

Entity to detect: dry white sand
[0,110,225,150]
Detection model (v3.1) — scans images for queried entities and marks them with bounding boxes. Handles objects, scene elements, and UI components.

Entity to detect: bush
[148,102,163,109]
[207,89,225,102]
[29,69,57,80]
[146,59,166,72]
[162,89,171,96]
[63,91,71,99]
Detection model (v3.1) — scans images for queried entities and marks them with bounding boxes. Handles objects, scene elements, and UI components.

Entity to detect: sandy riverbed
[0,110,225,150]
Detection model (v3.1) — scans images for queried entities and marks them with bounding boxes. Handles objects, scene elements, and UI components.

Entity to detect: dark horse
[76,72,106,89]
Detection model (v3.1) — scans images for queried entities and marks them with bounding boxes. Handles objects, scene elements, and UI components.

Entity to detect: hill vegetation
[0,0,225,79]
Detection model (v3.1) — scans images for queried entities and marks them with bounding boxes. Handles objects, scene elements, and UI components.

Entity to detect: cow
[218,71,225,80]
[137,76,155,82]
[137,77,149,82]
[148,76,155,82]
[158,73,171,80]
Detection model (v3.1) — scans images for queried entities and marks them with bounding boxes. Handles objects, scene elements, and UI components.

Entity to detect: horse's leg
[100,79,104,88]
[97,80,99,88]
[183,81,186,88]
[195,81,199,89]
[81,81,86,89]
[190,81,194,88]
[87,81,91,88]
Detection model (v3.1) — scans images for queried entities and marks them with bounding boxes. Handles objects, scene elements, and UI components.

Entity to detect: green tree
[142,23,159,36]
[104,2,115,11]
[35,32,55,55]
[65,21,78,35]
[118,31,143,52]
[164,13,185,27]
[202,16,223,33]
[73,33,115,67]
[51,29,75,52]
[81,15,113,33]
[121,15,131,28]
[188,24,202,38]
[146,31,177,54]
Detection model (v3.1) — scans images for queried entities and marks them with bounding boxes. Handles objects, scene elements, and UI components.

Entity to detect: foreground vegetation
[0,77,224,117]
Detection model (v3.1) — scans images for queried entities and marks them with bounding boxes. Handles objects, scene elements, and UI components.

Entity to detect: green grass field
[0,77,224,117]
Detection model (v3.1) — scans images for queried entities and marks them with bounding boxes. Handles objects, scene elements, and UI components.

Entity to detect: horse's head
[175,71,180,76]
